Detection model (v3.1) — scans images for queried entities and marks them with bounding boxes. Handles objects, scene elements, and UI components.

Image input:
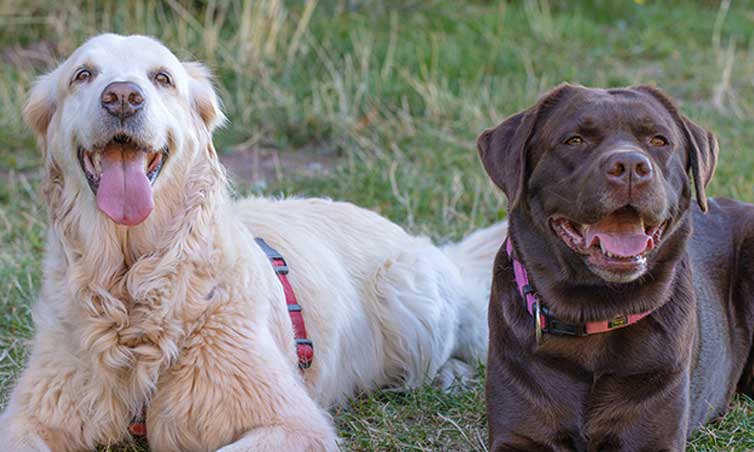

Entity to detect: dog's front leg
[214,424,338,452]
[146,310,338,452]
[0,404,52,452]
[0,331,133,452]
[148,359,338,452]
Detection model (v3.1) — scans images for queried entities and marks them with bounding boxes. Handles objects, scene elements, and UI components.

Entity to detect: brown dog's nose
[101,82,145,120]
[605,151,653,186]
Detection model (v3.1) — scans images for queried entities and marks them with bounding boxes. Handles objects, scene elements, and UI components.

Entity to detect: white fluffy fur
[0,34,506,452]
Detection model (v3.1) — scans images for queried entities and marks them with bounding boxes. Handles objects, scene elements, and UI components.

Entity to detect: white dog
[0,34,505,452]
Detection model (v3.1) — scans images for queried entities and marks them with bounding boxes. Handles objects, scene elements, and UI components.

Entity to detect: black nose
[101,82,145,120]
[605,151,653,186]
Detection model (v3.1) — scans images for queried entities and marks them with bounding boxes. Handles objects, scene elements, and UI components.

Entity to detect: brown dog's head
[478,84,717,284]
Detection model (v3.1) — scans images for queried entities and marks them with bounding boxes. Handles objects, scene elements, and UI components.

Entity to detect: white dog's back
[236,197,504,406]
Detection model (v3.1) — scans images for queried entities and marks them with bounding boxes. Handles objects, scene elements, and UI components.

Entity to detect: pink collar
[505,238,653,337]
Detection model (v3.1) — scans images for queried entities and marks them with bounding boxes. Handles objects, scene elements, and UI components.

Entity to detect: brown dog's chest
[486,260,695,451]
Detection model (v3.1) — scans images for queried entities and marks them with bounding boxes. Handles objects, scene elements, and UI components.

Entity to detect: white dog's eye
[154,71,173,87]
[73,69,92,83]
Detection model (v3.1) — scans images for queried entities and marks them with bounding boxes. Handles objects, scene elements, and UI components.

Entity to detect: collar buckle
[544,318,586,336]
[540,305,586,336]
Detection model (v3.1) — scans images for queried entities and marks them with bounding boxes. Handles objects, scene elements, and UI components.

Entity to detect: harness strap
[128,408,147,437]
[255,238,314,369]
[127,238,315,438]
[505,237,653,337]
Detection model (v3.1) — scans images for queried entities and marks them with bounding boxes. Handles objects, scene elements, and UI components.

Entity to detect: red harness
[128,238,313,437]
[505,237,654,339]
[254,238,314,369]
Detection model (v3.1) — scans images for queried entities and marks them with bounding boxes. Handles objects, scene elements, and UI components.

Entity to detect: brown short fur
[479,83,754,451]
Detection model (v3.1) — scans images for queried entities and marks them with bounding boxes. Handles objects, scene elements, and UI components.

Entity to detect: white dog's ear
[184,62,226,133]
[24,70,60,138]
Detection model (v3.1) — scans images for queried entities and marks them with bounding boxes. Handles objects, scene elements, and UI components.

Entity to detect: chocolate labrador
[478,83,754,451]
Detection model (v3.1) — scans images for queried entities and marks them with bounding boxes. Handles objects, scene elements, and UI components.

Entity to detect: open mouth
[77,133,168,226]
[550,206,669,276]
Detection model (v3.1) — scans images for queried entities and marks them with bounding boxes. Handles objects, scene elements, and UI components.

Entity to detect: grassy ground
[2,0,754,450]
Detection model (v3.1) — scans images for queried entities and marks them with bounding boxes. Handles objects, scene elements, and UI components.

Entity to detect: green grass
[2,0,754,450]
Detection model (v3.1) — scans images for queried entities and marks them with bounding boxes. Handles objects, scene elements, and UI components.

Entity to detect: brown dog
[479,83,754,451]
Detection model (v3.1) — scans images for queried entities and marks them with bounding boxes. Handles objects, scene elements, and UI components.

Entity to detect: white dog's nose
[101,81,145,120]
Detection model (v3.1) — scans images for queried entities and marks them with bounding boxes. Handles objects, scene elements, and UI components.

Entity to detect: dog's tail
[443,221,508,293]
[442,220,508,362]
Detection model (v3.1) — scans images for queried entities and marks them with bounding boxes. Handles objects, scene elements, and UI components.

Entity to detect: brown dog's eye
[154,72,173,87]
[565,136,584,146]
[650,135,669,147]
[73,69,92,83]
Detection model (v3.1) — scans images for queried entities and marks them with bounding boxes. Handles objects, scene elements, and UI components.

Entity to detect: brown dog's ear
[477,83,574,211]
[477,111,531,211]
[184,62,227,133]
[635,85,718,212]
[681,115,718,212]
[23,69,60,139]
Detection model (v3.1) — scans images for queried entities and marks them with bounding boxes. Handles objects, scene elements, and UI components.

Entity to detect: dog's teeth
[93,152,101,174]
[600,241,607,254]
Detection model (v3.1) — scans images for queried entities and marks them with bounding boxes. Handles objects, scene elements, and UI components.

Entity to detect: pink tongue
[584,210,653,257]
[95,145,154,226]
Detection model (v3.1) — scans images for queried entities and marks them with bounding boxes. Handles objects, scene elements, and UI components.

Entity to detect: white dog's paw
[433,358,476,391]
[0,417,50,452]
[213,433,337,452]
[214,441,332,452]
[214,444,244,452]
[0,430,52,452]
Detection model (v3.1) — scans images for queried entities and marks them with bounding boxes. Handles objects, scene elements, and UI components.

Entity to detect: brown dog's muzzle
[549,147,669,282]
[604,150,654,189]
[592,147,662,213]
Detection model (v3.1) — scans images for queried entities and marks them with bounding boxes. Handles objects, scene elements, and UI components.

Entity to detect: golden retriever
[0,34,505,452]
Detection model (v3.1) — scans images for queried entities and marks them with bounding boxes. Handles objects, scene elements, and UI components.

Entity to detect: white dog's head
[25,33,225,226]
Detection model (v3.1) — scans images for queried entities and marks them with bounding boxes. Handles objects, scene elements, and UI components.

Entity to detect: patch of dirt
[219,145,341,188]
